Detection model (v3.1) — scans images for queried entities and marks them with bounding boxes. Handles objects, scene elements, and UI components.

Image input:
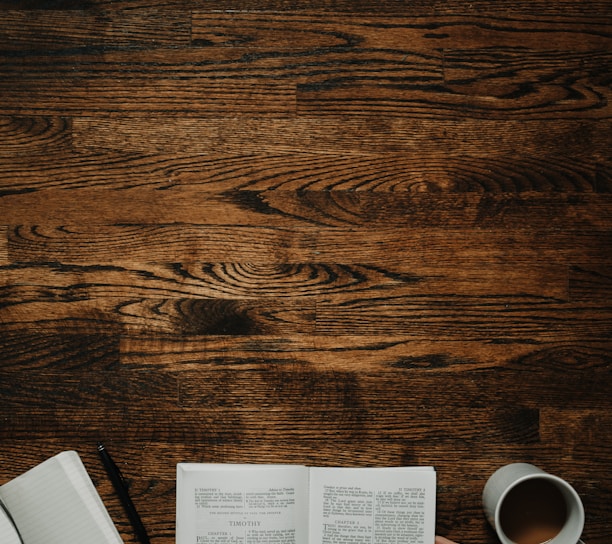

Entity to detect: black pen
[97,442,151,544]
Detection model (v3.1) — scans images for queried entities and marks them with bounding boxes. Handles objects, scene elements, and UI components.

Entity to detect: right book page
[308,467,436,544]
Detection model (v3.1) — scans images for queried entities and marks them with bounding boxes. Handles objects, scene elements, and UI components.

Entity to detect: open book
[0,450,124,544]
[177,464,436,544]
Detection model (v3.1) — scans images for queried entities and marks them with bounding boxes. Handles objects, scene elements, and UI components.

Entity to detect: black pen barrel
[97,443,151,544]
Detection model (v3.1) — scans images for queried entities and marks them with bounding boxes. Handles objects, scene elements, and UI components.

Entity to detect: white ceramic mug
[482,463,584,544]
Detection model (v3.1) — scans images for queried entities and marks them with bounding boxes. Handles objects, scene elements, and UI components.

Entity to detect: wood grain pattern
[0,2,610,544]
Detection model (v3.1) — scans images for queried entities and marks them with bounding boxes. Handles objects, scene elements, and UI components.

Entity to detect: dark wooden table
[1,2,610,543]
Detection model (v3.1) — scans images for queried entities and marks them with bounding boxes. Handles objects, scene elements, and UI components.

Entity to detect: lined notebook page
[0,451,123,544]
[0,502,22,544]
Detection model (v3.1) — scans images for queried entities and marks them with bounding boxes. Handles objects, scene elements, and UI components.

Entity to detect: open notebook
[0,450,123,544]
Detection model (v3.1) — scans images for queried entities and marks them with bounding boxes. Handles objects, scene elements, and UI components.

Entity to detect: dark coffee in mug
[499,478,567,544]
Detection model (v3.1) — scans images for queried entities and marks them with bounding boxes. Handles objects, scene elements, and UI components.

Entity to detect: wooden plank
[311,228,612,264]
[2,188,612,228]
[3,0,611,17]
[71,117,612,160]
[315,294,612,341]
[0,47,440,86]
[191,13,612,52]
[0,328,515,371]
[256,191,612,229]
[0,79,296,116]
[2,290,609,339]
[120,335,611,371]
[1,188,281,225]
[0,260,570,300]
[3,223,608,272]
[0,9,190,50]
[4,224,610,267]
[0,151,602,194]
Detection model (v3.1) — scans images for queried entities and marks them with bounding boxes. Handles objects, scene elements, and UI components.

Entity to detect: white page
[0,501,22,544]
[0,451,123,544]
[308,467,436,544]
[177,464,309,544]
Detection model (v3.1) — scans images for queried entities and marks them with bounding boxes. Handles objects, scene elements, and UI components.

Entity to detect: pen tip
[97,442,105,451]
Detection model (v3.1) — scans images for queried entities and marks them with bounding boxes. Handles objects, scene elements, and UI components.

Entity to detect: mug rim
[494,472,584,544]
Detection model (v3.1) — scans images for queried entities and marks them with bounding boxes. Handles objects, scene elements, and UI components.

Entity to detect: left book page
[0,450,124,544]
[177,463,310,544]
[0,501,22,544]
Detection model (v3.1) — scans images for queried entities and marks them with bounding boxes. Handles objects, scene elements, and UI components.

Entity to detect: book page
[0,500,23,544]
[0,451,123,544]
[177,464,309,544]
[308,467,436,544]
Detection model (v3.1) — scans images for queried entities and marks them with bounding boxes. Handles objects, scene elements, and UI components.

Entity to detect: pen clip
[97,442,129,487]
